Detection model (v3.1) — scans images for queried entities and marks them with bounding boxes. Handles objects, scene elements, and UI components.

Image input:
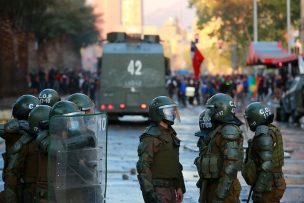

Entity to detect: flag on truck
[191,41,204,80]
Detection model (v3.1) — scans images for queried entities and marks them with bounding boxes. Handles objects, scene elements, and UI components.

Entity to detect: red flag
[191,41,204,80]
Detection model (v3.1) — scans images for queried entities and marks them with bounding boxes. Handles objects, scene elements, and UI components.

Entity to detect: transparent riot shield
[48,113,108,203]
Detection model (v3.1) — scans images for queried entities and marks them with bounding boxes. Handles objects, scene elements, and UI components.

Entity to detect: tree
[189,0,300,67]
[0,0,99,97]
[32,0,98,49]
[0,0,51,97]
[258,0,300,42]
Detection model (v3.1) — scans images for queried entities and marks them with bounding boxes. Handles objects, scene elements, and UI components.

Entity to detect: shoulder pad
[255,125,269,136]
[143,124,162,136]
[256,134,273,150]
[5,119,20,133]
[220,124,241,140]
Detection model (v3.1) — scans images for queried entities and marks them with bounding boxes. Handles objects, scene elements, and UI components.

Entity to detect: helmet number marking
[40,93,52,104]
[33,127,39,132]
[216,110,224,117]
[229,101,236,114]
[29,103,36,109]
[127,60,142,75]
[259,107,271,119]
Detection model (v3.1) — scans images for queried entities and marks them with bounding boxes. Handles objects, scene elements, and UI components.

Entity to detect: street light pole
[287,0,291,53]
[253,0,258,42]
[141,0,144,37]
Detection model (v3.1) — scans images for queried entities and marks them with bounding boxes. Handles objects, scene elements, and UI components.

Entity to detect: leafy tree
[0,0,99,97]
[258,0,300,42]
[0,0,98,52]
[31,0,98,49]
[189,0,300,66]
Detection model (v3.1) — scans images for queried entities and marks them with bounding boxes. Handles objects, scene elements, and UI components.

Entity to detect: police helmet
[12,95,40,120]
[67,93,94,112]
[205,93,236,123]
[49,101,82,118]
[244,102,274,131]
[149,96,180,125]
[28,105,51,132]
[38,88,61,107]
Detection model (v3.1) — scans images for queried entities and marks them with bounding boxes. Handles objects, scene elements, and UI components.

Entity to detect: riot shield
[48,113,108,203]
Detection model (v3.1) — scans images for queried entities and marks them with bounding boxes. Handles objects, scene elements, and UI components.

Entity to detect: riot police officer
[136,96,185,203]
[0,95,40,203]
[67,93,95,114]
[194,109,213,203]
[27,105,51,202]
[38,100,103,203]
[243,102,285,203]
[195,93,243,203]
[38,88,61,107]
[34,100,83,202]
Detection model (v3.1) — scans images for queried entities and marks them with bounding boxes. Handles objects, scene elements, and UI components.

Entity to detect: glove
[36,131,49,152]
[252,191,262,202]
[5,119,19,133]
[143,191,161,203]
[18,120,30,131]
[19,120,39,138]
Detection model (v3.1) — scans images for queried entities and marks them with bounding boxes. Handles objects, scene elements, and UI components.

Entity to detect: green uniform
[249,124,285,203]
[1,119,23,203]
[35,130,50,202]
[137,124,185,203]
[196,124,243,203]
[1,119,38,203]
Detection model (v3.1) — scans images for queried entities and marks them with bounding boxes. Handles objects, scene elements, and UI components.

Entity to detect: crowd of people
[166,73,287,110]
[28,68,99,102]
[27,68,292,121]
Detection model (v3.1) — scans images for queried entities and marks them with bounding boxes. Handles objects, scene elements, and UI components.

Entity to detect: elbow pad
[137,174,154,194]
[261,160,273,172]
[5,119,20,133]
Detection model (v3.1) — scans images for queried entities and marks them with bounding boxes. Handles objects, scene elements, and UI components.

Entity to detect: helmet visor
[205,105,215,118]
[83,107,95,114]
[39,120,49,131]
[64,111,84,116]
[160,106,180,123]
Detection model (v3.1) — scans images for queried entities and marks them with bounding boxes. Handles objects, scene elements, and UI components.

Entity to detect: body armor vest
[250,124,284,171]
[196,125,223,179]
[151,133,180,179]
